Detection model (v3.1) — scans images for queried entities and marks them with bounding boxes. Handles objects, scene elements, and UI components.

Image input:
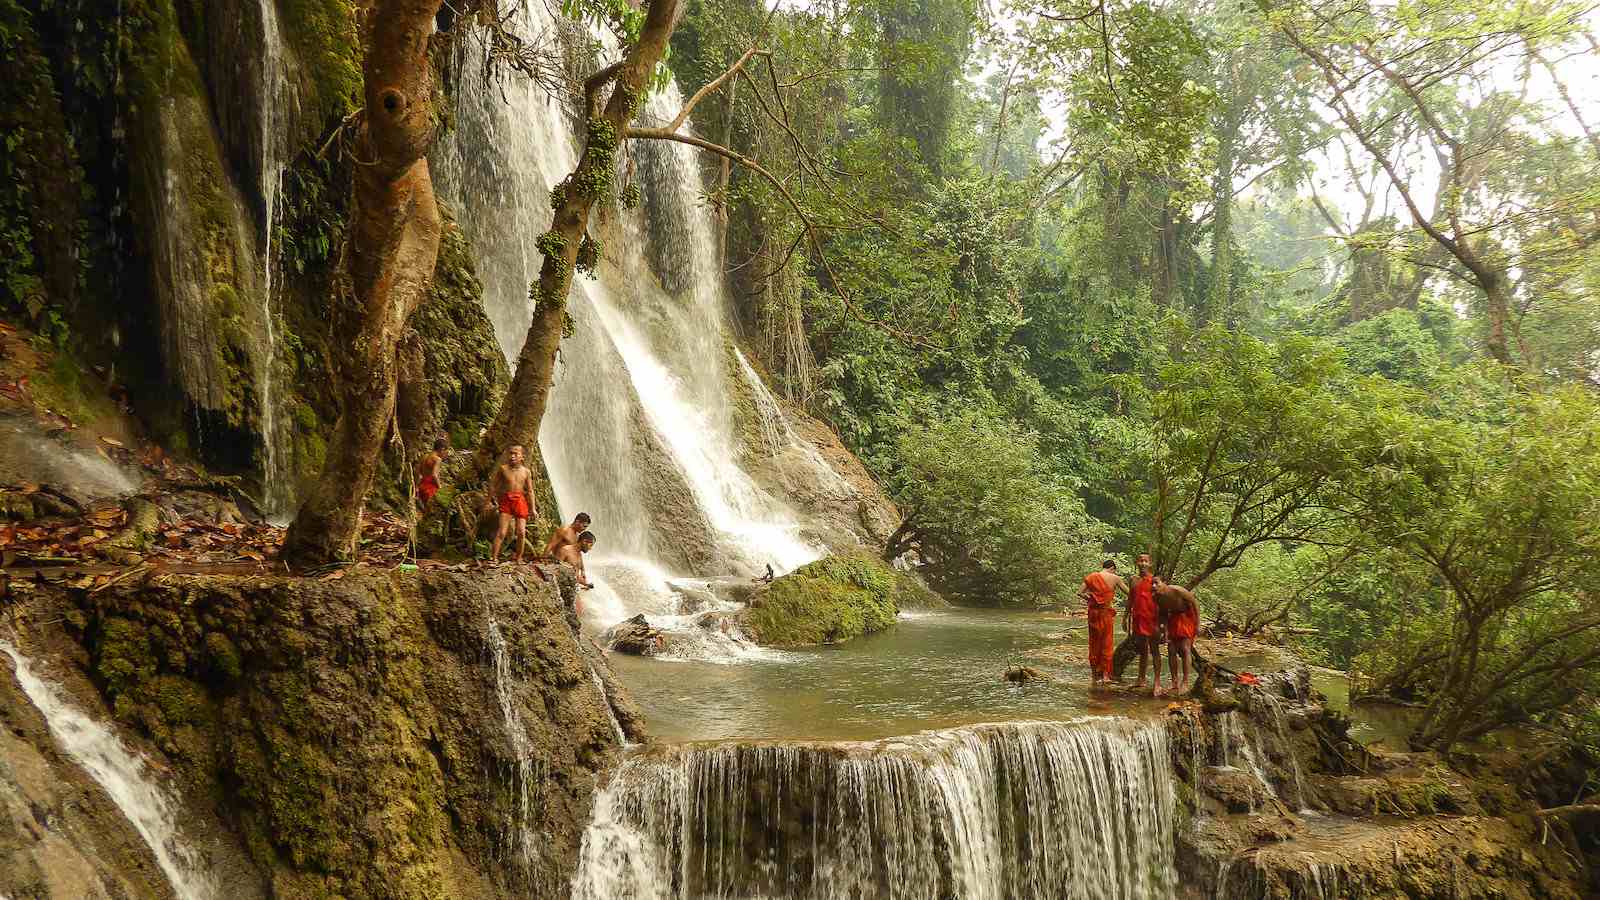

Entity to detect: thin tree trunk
[1209,119,1237,324]
[1481,271,1514,366]
[282,0,445,567]
[472,0,681,483]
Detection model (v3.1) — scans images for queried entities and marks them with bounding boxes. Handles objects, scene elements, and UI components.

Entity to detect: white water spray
[1,642,216,899]
[483,609,542,869]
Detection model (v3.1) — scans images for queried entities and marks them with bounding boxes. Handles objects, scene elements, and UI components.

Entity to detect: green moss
[747,552,899,646]
[204,631,244,681]
[28,349,123,428]
[151,674,211,726]
[278,0,362,126]
[97,617,158,700]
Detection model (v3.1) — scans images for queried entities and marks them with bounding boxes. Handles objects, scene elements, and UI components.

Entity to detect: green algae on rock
[744,552,902,646]
[4,566,630,899]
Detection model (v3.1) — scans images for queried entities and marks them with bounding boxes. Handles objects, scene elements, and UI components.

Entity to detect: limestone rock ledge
[1,567,630,899]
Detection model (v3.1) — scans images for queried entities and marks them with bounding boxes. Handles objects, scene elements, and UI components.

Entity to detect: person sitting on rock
[1153,577,1200,694]
[556,531,596,595]
[489,445,535,565]
[416,437,449,510]
[1124,553,1164,695]
[543,512,591,559]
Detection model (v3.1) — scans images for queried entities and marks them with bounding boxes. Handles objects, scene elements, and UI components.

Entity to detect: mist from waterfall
[434,2,820,637]
[571,718,1178,900]
[1,643,216,900]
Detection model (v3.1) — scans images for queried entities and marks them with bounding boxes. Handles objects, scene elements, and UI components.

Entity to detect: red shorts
[418,475,439,502]
[1167,607,1198,641]
[498,491,529,519]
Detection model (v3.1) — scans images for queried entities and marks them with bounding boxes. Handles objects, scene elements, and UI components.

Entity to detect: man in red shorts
[489,445,536,564]
[1079,560,1127,685]
[1123,553,1164,695]
[1153,577,1200,694]
[416,437,449,510]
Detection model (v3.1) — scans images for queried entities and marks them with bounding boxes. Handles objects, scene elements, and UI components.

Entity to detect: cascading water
[254,0,295,521]
[571,718,1178,900]
[1,642,216,900]
[434,4,821,644]
[484,608,543,870]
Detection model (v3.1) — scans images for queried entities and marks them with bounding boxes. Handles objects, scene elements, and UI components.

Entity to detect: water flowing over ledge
[572,718,1177,900]
[1,642,216,900]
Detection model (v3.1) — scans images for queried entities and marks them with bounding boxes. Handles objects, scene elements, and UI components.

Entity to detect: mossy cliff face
[5,568,627,898]
[743,552,903,646]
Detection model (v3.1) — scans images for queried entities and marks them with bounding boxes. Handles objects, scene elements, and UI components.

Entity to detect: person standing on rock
[543,512,592,559]
[1124,553,1164,695]
[489,445,535,565]
[1080,560,1126,685]
[416,437,449,510]
[1153,577,1200,694]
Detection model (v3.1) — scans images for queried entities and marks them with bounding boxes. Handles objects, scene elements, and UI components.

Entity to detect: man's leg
[490,512,510,562]
[1135,643,1148,687]
[513,518,527,562]
[1179,639,1193,691]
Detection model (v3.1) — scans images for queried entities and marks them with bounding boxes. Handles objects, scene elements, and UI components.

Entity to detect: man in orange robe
[1124,553,1163,694]
[1080,560,1126,685]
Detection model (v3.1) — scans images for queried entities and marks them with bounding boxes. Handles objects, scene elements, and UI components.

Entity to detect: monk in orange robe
[1080,560,1127,685]
[1124,553,1163,694]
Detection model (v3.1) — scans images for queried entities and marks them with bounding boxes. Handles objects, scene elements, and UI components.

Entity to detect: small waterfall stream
[572,718,1178,900]
[1,642,216,900]
[253,0,296,521]
[483,609,543,870]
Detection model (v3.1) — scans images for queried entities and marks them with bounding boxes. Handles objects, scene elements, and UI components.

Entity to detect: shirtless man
[1123,553,1164,695]
[543,512,592,559]
[1079,560,1127,685]
[489,445,536,564]
[1153,577,1200,694]
[556,531,596,591]
[416,438,449,510]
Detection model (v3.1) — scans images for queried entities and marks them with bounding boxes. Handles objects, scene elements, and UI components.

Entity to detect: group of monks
[415,442,596,590]
[1080,553,1200,695]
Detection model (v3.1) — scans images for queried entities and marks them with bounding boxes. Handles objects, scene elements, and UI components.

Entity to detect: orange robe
[1083,571,1117,679]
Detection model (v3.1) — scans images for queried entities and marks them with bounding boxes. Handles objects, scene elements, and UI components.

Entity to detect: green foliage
[748,552,900,645]
[575,235,602,276]
[887,409,1105,606]
[1137,322,1359,585]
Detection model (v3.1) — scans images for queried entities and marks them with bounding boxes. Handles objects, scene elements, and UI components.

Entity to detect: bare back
[1154,583,1197,615]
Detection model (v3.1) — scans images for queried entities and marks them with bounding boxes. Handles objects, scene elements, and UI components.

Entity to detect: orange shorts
[498,492,529,519]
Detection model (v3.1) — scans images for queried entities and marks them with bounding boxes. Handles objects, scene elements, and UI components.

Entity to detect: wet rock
[1003,665,1047,683]
[1203,765,1273,814]
[605,614,668,657]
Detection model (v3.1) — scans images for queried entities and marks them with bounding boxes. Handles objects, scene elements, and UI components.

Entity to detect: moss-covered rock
[744,552,900,646]
[5,567,631,898]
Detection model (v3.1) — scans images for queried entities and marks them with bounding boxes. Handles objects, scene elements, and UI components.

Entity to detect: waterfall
[434,3,821,639]
[483,609,542,870]
[571,718,1178,900]
[254,0,294,522]
[0,642,216,900]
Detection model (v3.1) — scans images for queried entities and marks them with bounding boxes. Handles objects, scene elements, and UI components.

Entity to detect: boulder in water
[740,552,899,647]
[605,614,668,656]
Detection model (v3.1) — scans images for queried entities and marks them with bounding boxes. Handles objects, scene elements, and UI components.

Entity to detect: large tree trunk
[471,0,681,483]
[1481,270,1514,366]
[281,1,445,567]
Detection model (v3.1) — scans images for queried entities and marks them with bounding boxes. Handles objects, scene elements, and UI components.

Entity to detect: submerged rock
[1003,665,1047,683]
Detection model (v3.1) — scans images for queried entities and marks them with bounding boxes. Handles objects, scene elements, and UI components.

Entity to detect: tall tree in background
[283,1,445,567]
[1266,0,1599,367]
